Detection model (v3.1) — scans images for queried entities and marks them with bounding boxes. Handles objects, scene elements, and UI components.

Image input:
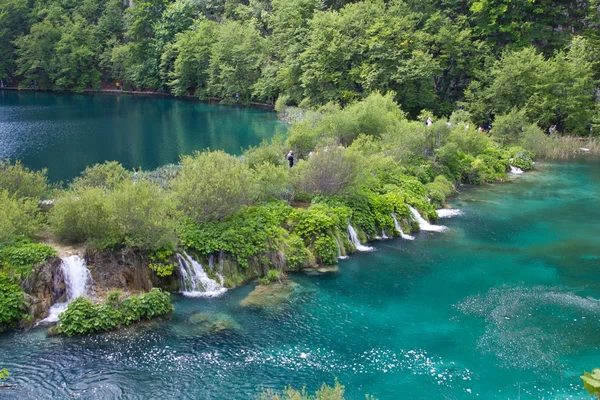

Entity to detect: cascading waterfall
[436,209,463,218]
[381,229,389,239]
[40,255,92,324]
[409,206,448,232]
[391,213,415,240]
[177,252,227,297]
[335,236,349,259]
[347,224,374,252]
[207,254,225,286]
[510,166,524,174]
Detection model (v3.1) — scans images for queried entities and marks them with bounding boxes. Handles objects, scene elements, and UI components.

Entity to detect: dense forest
[2,0,600,134]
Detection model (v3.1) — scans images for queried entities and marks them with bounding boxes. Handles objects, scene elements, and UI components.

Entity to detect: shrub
[49,186,113,244]
[260,269,283,285]
[179,202,294,269]
[57,288,173,336]
[244,136,287,169]
[254,162,290,201]
[0,190,42,244]
[71,161,130,190]
[293,146,359,198]
[50,181,175,250]
[0,160,49,199]
[174,150,256,221]
[109,182,176,250]
[257,380,346,400]
[148,248,176,277]
[0,240,57,278]
[0,273,25,329]
[508,146,534,170]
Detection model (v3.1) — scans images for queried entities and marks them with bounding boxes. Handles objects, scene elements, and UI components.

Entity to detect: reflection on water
[0,91,286,182]
[0,157,599,398]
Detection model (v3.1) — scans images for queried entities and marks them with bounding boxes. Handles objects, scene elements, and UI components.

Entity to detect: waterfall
[409,206,448,233]
[177,252,226,297]
[437,209,463,218]
[335,236,349,259]
[510,166,524,174]
[40,255,92,324]
[391,213,415,240]
[347,224,373,252]
[381,229,389,239]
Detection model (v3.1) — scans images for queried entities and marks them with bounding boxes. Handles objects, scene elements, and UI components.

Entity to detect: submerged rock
[188,313,241,333]
[240,281,300,308]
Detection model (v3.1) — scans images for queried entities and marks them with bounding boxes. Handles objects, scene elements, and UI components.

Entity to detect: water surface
[1,159,599,399]
[0,91,286,182]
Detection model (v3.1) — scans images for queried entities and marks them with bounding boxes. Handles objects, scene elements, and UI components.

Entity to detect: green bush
[72,161,130,190]
[508,146,534,170]
[148,248,176,277]
[0,190,42,244]
[0,160,49,200]
[257,380,346,400]
[49,186,113,243]
[179,202,294,269]
[57,288,173,337]
[244,136,287,169]
[0,240,57,278]
[49,182,175,250]
[109,182,176,250]
[260,269,283,285]
[174,150,256,222]
[293,146,359,198]
[0,273,25,329]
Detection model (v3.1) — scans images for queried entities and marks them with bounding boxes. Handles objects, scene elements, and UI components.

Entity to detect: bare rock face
[85,249,179,295]
[20,257,65,324]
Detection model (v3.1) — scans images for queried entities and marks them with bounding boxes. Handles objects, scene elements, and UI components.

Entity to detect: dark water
[1,161,600,399]
[0,91,286,182]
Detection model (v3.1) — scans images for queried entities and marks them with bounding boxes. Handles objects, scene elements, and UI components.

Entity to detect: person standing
[133,168,139,185]
[287,151,294,168]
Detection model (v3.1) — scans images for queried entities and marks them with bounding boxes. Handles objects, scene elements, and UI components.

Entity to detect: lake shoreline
[0,87,277,109]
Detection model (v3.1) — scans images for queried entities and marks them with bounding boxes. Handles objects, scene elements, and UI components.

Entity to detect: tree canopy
[2,0,600,134]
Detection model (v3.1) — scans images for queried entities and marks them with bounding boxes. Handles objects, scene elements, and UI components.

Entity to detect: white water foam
[436,209,463,218]
[177,252,227,297]
[509,166,524,174]
[392,213,415,240]
[409,207,448,232]
[347,224,373,252]
[40,255,92,324]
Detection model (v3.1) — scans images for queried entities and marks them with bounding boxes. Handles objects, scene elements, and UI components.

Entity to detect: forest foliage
[2,0,600,134]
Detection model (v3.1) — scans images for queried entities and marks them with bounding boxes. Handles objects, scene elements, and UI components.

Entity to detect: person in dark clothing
[287,151,294,168]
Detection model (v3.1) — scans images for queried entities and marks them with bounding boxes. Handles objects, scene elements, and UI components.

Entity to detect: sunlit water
[1,159,600,399]
[0,91,286,182]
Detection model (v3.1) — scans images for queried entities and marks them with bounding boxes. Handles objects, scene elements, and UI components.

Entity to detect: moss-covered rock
[188,313,241,333]
[240,281,300,308]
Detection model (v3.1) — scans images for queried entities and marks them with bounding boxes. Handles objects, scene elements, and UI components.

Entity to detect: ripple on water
[456,285,600,372]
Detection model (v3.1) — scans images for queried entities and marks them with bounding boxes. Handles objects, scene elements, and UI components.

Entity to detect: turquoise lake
[1,158,599,399]
[0,91,286,182]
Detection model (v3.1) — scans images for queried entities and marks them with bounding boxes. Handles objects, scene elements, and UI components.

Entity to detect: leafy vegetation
[582,369,600,399]
[0,240,57,279]
[56,288,173,337]
[256,380,347,400]
[0,273,25,330]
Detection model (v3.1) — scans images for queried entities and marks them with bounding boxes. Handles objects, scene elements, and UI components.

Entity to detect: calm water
[0,91,286,182]
[1,160,600,399]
